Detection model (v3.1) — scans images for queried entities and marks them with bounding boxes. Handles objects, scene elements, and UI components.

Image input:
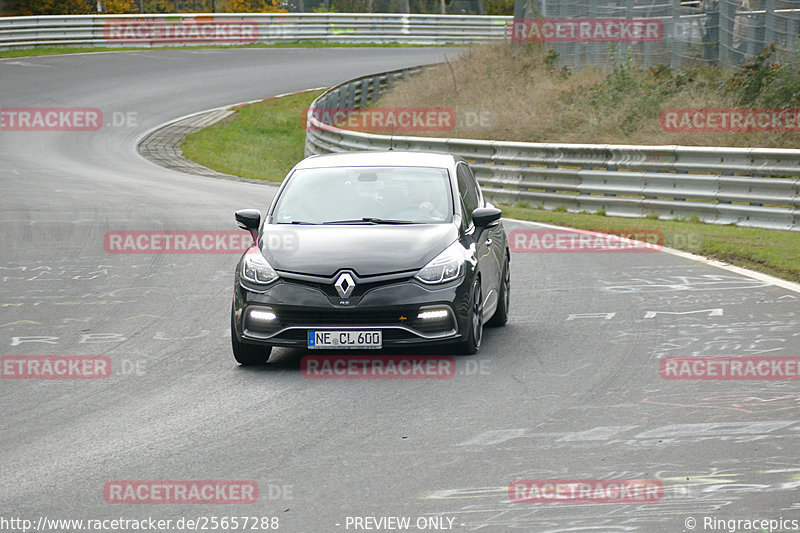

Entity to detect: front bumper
[232,273,471,348]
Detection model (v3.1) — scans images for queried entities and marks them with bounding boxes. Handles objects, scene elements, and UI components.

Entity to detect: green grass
[499,203,800,283]
[0,41,446,59]
[181,89,324,182]
[181,88,800,284]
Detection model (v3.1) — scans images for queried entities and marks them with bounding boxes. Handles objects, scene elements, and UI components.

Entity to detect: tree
[219,0,286,12]
[0,0,286,14]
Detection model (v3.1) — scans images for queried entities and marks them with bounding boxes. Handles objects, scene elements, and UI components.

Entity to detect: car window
[271,166,452,224]
[456,163,480,228]
[462,163,483,206]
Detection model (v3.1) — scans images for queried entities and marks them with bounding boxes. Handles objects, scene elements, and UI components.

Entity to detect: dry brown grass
[377,43,800,148]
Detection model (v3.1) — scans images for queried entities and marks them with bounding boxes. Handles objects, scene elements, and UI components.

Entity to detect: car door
[466,162,507,285]
[457,162,501,316]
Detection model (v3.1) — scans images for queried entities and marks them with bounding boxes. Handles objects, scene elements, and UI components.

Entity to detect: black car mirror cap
[472,207,502,228]
[235,209,261,230]
[235,209,261,244]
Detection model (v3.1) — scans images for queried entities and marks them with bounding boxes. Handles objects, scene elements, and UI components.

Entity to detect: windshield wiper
[323,217,416,225]
[278,220,317,225]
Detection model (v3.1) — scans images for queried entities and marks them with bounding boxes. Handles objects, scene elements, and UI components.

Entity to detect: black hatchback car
[231,151,509,365]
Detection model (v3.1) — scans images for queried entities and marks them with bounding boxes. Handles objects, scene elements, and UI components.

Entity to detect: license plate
[308,330,382,349]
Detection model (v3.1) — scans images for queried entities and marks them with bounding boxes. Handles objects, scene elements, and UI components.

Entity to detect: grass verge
[180,84,800,284]
[181,89,324,182]
[0,41,445,60]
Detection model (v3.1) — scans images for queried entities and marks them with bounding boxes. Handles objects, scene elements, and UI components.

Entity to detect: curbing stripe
[505,217,800,294]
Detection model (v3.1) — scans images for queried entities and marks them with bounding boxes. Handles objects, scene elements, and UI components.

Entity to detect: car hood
[259,224,459,277]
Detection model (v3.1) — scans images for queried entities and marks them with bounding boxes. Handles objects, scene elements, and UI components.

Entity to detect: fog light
[417,309,449,320]
[249,308,277,322]
[414,306,455,335]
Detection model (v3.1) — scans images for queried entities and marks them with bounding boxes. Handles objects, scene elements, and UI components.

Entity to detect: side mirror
[472,206,501,228]
[235,209,261,243]
[235,209,261,230]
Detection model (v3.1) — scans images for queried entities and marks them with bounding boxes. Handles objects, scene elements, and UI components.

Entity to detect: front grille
[284,276,413,300]
[277,307,415,326]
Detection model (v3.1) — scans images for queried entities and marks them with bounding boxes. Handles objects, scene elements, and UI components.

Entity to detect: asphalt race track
[2,48,800,533]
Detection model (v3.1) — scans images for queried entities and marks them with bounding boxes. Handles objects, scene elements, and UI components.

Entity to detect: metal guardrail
[305,66,800,231]
[4,7,796,68]
[0,13,511,49]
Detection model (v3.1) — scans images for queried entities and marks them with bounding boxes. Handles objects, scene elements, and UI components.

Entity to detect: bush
[486,0,513,15]
[727,45,800,108]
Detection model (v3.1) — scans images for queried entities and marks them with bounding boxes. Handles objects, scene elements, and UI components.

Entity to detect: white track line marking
[505,217,800,294]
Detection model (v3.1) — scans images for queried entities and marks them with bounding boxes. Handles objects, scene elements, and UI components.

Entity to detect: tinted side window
[461,163,483,206]
[456,163,480,227]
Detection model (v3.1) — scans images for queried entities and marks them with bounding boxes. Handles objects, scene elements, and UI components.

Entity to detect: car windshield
[271,166,452,224]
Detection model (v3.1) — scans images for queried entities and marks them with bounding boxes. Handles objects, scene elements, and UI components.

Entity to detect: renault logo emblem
[334,272,355,299]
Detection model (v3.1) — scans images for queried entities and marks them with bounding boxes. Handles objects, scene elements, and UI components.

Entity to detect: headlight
[241,252,278,285]
[415,242,465,284]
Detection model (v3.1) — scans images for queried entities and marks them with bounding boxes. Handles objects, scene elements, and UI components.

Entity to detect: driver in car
[415,185,447,221]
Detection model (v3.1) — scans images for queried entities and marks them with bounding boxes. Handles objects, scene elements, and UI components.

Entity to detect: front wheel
[231,306,271,366]
[455,280,483,355]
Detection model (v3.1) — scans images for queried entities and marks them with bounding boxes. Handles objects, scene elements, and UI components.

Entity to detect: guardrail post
[335,87,343,111]
[589,0,600,68]
[719,0,734,66]
[642,0,653,69]
[792,18,799,63]
[371,76,381,106]
[570,0,581,71]
[671,0,681,69]
[359,79,369,109]
[746,6,762,60]
[512,0,525,50]
[624,0,634,68]
[764,0,775,49]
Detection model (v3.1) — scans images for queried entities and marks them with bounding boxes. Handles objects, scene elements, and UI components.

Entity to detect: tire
[487,253,509,327]
[231,306,271,366]
[455,279,483,355]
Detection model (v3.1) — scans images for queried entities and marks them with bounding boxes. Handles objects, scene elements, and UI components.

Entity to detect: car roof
[295,150,458,170]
